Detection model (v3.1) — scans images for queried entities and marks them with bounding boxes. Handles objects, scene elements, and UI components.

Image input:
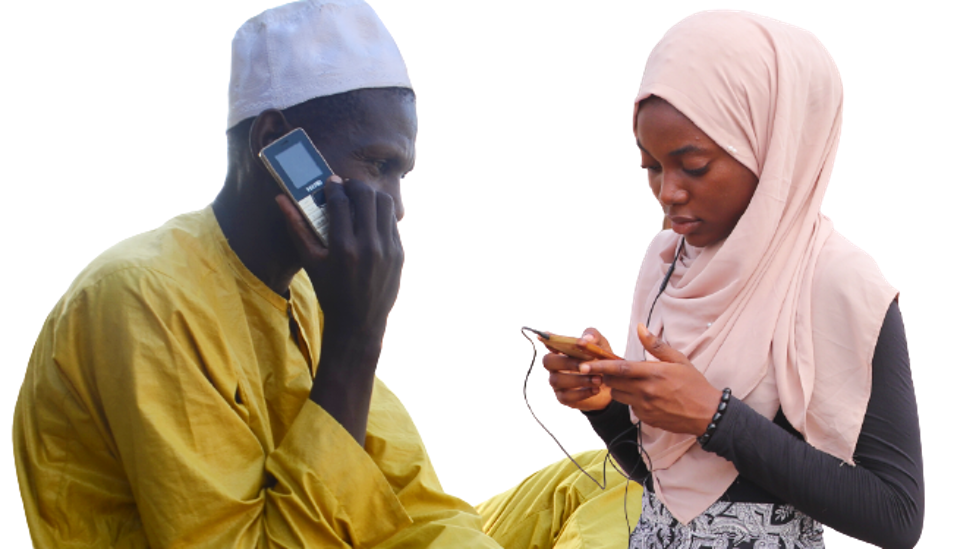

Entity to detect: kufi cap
[227,0,411,129]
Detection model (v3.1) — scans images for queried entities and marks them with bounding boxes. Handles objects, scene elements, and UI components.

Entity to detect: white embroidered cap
[227,0,411,129]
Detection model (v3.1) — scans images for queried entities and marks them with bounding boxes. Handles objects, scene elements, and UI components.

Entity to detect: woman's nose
[658,171,689,206]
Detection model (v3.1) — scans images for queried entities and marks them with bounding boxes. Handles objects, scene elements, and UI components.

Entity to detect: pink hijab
[626,11,897,523]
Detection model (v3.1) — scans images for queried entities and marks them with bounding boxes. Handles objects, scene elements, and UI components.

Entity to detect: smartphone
[259,128,335,246]
[523,327,622,361]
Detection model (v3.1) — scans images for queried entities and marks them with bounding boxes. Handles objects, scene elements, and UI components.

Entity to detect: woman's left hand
[579,324,723,436]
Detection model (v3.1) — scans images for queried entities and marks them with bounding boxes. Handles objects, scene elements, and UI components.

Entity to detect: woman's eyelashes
[641,163,710,177]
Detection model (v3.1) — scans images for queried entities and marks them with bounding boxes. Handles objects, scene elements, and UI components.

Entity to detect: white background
[2,1,972,547]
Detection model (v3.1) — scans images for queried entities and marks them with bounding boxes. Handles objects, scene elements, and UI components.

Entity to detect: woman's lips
[669,216,701,235]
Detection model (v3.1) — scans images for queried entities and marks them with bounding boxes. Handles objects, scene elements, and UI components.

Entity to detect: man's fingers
[323,178,353,247]
[275,195,328,258]
[638,323,689,364]
[344,179,379,239]
[375,191,397,243]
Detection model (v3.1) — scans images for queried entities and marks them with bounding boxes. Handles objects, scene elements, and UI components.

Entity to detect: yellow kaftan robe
[478,450,641,549]
[14,207,499,549]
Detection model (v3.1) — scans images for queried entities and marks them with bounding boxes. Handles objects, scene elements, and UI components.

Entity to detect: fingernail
[579,364,590,374]
[327,175,343,183]
[582,334,595,342]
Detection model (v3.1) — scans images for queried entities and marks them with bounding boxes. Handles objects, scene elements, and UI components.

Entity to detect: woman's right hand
[542,328,614,412]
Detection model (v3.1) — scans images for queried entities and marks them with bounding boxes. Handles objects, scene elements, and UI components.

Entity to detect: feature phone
[259,128,335,246]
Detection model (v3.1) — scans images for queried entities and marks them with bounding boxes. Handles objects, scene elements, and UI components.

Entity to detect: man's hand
[579,324,722,436]
[542,328,614,412]
[277,176,404,339]
[276,176,404,445]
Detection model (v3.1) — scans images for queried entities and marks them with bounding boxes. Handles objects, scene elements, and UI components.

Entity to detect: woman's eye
[643,164,662,174]
[684,165,709,177]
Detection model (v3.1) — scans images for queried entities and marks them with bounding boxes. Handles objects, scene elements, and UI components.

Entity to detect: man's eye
[366,159,389,174]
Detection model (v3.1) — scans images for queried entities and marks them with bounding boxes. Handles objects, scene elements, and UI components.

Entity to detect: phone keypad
[298,195,329,244]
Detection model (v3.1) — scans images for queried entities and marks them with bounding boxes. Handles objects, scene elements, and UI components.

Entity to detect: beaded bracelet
[698,388,732,447]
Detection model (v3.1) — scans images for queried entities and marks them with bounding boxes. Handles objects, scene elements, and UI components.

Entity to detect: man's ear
[249,109,294,159]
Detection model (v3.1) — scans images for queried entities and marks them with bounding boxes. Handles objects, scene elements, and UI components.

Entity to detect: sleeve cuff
[700,396,746,454]
[266,399,412,547]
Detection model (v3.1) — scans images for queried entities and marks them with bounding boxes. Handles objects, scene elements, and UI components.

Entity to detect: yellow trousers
[477,450,644,549]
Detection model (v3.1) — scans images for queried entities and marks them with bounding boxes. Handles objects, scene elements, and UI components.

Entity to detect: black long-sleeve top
[584,300,923,548]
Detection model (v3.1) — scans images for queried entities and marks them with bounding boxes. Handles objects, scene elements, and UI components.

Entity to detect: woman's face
[635,98,759,248]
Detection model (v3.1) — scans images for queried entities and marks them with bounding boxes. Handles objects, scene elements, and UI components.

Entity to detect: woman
[541,11,923,549]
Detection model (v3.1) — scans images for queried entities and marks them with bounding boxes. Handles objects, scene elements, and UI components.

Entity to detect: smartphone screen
[259,128,334,245]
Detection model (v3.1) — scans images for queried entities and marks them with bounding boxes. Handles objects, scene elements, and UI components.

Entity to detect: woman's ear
[249,108,293,159]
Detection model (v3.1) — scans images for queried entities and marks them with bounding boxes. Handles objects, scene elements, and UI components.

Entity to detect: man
[13,1,501,547]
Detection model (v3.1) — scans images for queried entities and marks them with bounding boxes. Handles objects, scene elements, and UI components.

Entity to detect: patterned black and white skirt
[629,489,825,549]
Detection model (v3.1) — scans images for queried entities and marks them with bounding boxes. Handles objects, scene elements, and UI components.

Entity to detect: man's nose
[394,195,404,221]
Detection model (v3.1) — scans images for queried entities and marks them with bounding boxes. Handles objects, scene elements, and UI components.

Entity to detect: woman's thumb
[638,323,683,363]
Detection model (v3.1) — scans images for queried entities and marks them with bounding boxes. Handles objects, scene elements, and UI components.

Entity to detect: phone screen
[276,142,326,190]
